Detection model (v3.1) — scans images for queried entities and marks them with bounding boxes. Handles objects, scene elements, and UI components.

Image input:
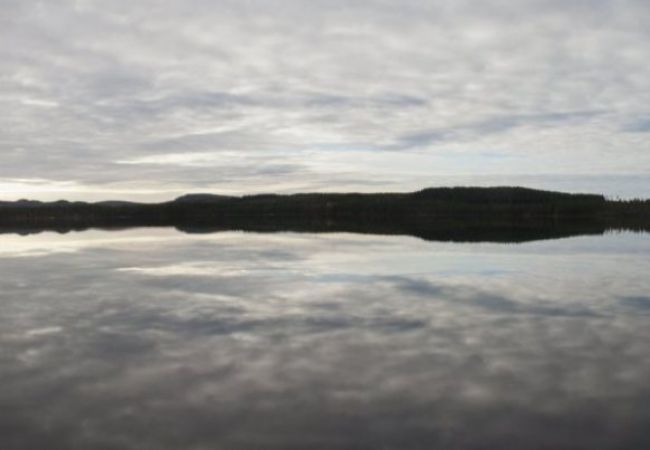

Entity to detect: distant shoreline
[1,187,649,242]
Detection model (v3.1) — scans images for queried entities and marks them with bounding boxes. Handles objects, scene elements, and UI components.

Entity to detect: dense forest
[0,187,649,242]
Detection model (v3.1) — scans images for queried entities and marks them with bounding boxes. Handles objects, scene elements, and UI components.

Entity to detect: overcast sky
[2,0,649,200]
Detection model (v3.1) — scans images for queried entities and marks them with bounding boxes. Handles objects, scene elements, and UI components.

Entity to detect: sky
[1,0,649,201]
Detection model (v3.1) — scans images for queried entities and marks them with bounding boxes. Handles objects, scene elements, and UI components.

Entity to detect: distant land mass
[1,186,649,243]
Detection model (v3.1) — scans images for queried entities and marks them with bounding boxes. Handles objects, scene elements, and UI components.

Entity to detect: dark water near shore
[1,229,649,449]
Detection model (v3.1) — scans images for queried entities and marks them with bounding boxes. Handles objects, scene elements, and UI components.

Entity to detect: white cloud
[1,0,649,199]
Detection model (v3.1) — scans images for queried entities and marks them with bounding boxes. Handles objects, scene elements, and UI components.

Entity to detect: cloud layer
[2,0,650,199]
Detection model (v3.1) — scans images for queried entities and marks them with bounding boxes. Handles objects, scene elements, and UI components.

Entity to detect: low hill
[0,187,647,242]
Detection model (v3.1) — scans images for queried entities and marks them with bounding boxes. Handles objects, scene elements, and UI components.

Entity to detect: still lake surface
[1,228,649,449]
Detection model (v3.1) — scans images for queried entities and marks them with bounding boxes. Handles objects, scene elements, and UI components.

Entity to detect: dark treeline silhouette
[1,187,649,242]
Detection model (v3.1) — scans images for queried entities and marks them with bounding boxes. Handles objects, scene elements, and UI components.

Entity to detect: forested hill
[0,187,648,242]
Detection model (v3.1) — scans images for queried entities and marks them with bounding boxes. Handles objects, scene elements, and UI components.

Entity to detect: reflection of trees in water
[0,187,649,242]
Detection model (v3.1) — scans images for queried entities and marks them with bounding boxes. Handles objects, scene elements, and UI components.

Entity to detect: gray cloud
[1,0,650,200]
[391,110,607,149]
[624,117,650,133]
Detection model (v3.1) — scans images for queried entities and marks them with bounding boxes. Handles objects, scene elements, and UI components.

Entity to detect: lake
[1,229,649,449]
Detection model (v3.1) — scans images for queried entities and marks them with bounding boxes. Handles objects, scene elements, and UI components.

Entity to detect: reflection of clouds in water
[0,231,649,449]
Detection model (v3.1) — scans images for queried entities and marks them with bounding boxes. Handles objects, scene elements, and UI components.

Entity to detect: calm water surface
[1,229,649,449]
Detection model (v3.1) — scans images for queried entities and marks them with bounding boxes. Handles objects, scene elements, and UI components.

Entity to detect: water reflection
[1,230,649,449]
